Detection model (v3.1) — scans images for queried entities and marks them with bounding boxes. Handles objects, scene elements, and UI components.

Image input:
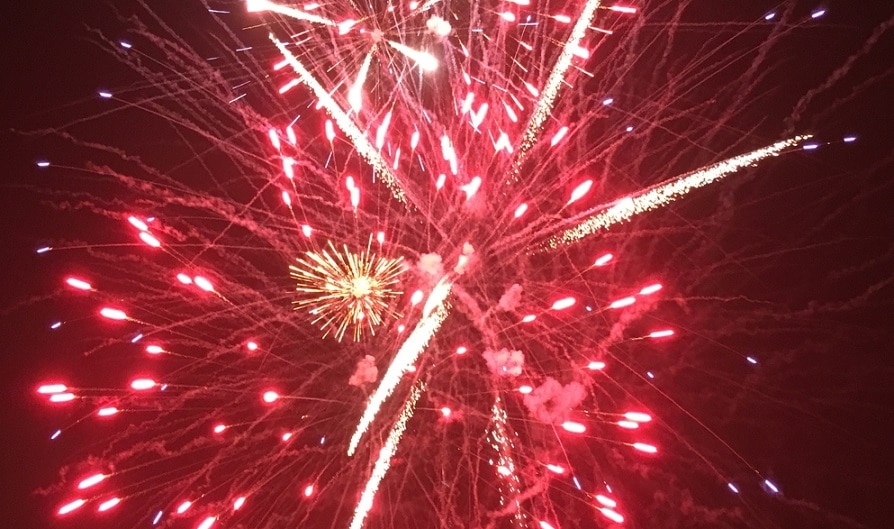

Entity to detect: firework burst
[290,239,404,341]
[22,1,883,529]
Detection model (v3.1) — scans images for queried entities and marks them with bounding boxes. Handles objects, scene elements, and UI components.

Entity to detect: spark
[548,137,810,247]
[97,497,120,512]
[561,421,587,433]
[58,499,86,515]
[37,384,67,394]
[348,383,423,529]
[290,239,404,341]
[594,253,613,266]
[130,378,156,390]
[77,473,106,489]
[598,507,625,523]
[551,297,576,310]
[509,0,604,183]
[246,0,335,26]
[623,412,651,422]
[386,41,438,71]
[65,277,92,290]
[100,307,127,320]
[349,46,377,112]
[270,35,412,206]
[347,280,451,456]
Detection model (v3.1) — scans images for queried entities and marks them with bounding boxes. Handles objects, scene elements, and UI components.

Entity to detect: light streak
[270,35,412,206]
[58,499,86,515]
[78,473,106,489]
[386,41,438,71]
[97,497,120,512]
[547,137,810,247]
[246,0,335,26]
[348,383,423,529]
[508,0,604,183]
[349,46,377,112]
[347,280,451,456]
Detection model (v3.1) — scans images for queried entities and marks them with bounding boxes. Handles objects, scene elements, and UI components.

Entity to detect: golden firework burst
[290,239,404,341]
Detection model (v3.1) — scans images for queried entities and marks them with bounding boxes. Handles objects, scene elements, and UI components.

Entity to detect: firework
[25,1,875,529]
[290,239,405,341]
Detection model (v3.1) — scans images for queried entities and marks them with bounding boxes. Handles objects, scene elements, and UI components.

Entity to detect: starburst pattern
[290,239,405,341]
[24,2,885,529]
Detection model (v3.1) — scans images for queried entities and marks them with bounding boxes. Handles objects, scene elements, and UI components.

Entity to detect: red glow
[410,290,424,305]
[65,277,92,290]
[303,484,314,497]
[97,407,119,417]
[595,494,617,508]
[561,421,586,434]
[598,507,625,523]
[130,378,156,391]
[550,126,569,147]
[648,329,674,339]
[623,412,652,423]
[97,497,120,512]
[194,276,214,292]
[100,307,127,321]
[545,464,565,474]
[609,296,636,309]
[633,442,658,454]
[139,231,161,248]
[37,383,67,394]
[593,253,613,266]
[50,393,75,402]
[568,179,593,205]
[639,283,662,295]
[57,499,86,515]
[78,473,106,489]
[551,297,576,310]
[176,500,192,514]
[127,216,149,231]
[233,496,246,510]
[263,390,279,403]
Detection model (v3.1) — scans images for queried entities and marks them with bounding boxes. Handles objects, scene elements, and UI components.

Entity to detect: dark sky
[2,2,893,529]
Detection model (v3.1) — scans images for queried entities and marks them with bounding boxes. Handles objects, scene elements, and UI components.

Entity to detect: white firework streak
[386,40,439,71]
[508,0,603,183]
[270,35,411,206]
[347,279,452,456]
[349,46,377,112]
[247,0,336,26]
[546,136,812,248]
[489,398,529,528]
[349,382,425,529]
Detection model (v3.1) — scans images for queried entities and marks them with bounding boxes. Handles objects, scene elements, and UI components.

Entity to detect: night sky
[2,1,893,529]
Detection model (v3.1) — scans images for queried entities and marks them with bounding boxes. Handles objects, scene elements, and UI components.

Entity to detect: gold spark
[290,239,404,341]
